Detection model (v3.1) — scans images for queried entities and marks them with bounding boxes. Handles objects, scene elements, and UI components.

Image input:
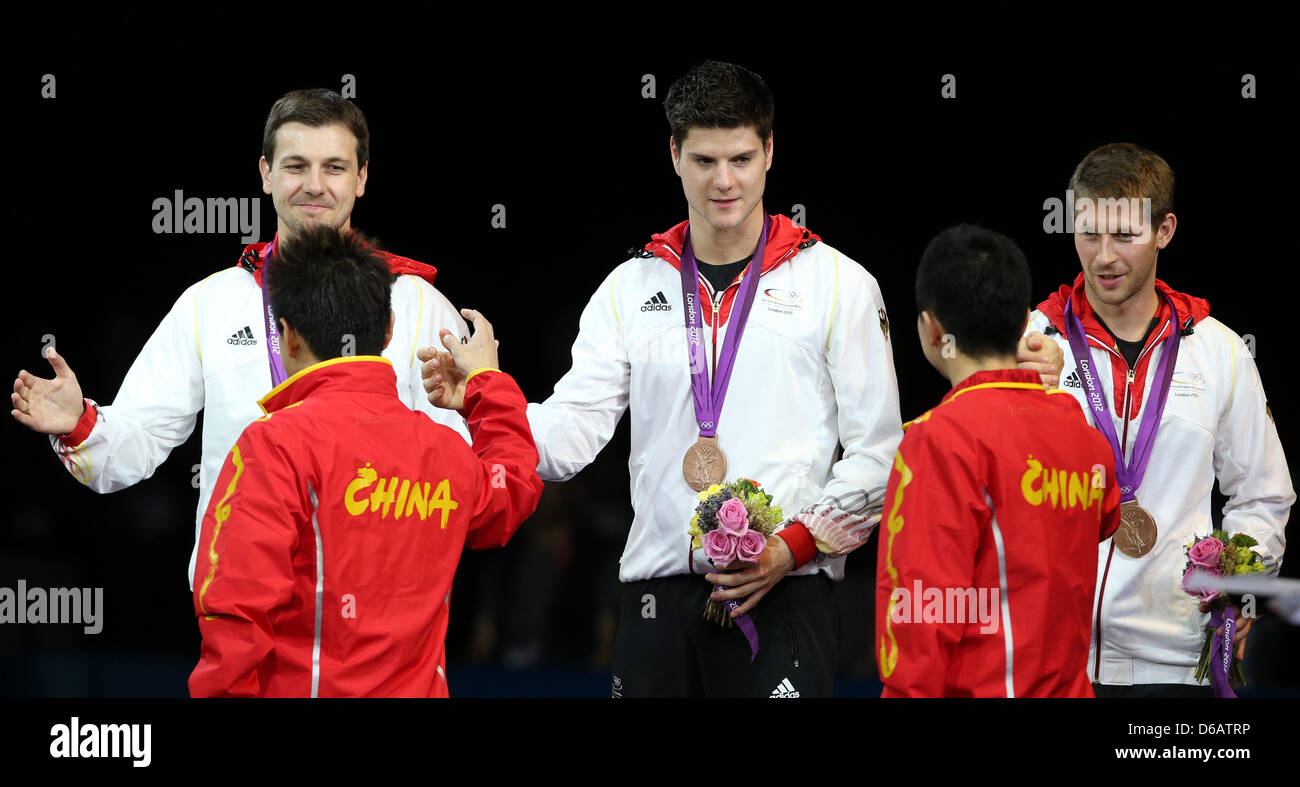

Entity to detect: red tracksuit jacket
[875,369,1121,697]
[189,357,543,697]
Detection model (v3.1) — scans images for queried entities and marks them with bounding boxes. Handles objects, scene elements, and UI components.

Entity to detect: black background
[2,43,1295,704]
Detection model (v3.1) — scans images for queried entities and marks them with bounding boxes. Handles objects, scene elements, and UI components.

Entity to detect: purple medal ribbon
[679,214,770,436]
[723,596,761,663]
[1209,605,1238,698]
[681,214,769,660]
[258,238,289,387]
[1063,293,1181,503]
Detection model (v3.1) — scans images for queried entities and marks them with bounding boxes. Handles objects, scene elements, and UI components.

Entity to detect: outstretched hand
[417,308,500,411]
[12,347,84,435]
[1017,331,1063,388]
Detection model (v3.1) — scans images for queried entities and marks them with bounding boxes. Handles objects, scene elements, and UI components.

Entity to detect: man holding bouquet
[1028,143,1293,696]
[424,61,1063,697]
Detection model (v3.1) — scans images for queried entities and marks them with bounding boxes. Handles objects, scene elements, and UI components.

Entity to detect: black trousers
[611,573,839,697]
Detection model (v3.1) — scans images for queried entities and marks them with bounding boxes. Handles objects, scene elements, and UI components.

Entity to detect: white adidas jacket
[51,250,470,588]
[526,216,903,582]
[1030,277,1292,686]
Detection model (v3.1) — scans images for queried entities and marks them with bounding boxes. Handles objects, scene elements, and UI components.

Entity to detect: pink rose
[735,530,767,563]
[1181,566,1222,606]
[703,529,738,564]
[1188,537,1225,570]
[716,498,751,536]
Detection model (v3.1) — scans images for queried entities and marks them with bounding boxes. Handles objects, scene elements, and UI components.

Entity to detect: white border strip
[309,484,324,698]
[985,491,1015,698]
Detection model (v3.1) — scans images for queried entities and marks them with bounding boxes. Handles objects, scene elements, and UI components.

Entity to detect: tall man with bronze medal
[441,61,909,698]
[424,61,1066,697]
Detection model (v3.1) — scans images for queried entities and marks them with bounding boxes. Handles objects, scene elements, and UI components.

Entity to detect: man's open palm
[12,348,84,435]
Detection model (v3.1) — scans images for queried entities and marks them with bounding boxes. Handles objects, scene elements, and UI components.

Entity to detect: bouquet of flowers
[1180,530,1268,696]
[688,478,783,627]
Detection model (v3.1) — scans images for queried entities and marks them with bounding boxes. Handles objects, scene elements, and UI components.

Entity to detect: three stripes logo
[227,325,257,346]
[1063,370,1082,389]
[769,678,800,698]
[641,291,672,312]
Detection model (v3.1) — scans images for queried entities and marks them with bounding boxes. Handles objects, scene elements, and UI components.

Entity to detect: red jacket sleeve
[189,423,305,698]
[457,370,544,550]
[876,420,983,698]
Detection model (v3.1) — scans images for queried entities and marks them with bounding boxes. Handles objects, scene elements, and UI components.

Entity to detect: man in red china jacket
[877,225,1121,697]
[189,226,541,697]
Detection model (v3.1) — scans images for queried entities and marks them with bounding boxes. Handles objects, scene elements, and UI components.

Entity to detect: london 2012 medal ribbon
[679,215,770,492]
[1064,292,1181,558]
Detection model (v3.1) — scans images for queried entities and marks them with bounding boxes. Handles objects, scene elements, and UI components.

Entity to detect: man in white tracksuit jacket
[427,61,1061,697]
[11,88,469,588]
[1031,143,1292,696]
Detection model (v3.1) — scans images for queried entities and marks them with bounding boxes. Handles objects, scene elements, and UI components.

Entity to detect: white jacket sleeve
[797,255,903,551]
[526,267,630,482]
[1212,325,1293,572]
[50,278,209,491]
[397,274,472,444]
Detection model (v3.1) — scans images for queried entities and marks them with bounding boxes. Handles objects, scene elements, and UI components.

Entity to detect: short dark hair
[263,88,370,167]
[1069,143,1175,229]
[663,60,774,150]
[915,224,1031,359]
[268,226,394,360]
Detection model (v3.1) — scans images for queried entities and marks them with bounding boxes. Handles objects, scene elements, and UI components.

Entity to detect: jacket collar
[238,232,440,288]
[941,368,1045,406]
[1036,272,1210,342]
[903,368,1044,431]
[258,356,396,414]
[643,213,819,275]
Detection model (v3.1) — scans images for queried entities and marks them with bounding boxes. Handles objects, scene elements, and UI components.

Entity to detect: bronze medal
[1114,500,1158,558]
[682,435,727,492]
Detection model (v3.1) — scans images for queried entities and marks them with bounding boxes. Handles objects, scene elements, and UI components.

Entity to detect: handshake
[416,308,501,411]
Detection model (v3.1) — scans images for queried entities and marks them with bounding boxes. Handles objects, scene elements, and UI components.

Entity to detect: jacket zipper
[786,598,800,668]
[711,295,722,372]
[1090,324,1165,679]
[686,248,797,576]
[705,251,793,370]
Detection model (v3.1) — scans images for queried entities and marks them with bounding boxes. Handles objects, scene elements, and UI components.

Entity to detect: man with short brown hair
[12,88,471,590]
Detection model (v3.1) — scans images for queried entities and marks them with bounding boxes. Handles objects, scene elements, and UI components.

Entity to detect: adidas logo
[1063,370,1082,389]
[641,291,671,312]
[227,326,257,346]
[769,677,800,698]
